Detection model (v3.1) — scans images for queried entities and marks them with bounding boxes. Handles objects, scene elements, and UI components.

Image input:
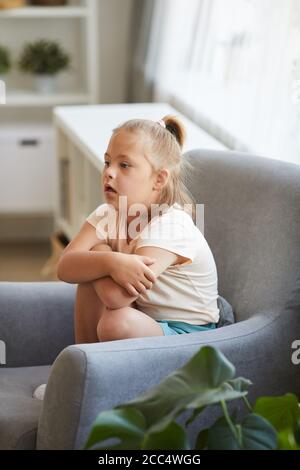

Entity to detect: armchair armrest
[0,282,76,367]
[37,307,300,449]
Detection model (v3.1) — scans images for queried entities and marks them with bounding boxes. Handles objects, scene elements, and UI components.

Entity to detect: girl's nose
[104,165,116,179]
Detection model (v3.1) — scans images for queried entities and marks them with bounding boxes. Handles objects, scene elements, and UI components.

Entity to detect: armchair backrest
[184,149,300,321]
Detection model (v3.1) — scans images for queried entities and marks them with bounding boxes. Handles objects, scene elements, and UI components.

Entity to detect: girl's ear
[153,169,170,191]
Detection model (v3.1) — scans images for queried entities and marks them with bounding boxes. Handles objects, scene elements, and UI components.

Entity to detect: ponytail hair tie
[157,119,166,129]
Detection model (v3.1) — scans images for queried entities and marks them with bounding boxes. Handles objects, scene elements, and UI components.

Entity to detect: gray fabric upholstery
[0,366,51,449]
[0,149,299,450]
[184,150,300,321]
[217,296,235,327]
[0,281,75,367]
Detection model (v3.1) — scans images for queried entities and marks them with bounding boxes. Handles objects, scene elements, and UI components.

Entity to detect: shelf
[0,6,89,19]
[5,91,91,107]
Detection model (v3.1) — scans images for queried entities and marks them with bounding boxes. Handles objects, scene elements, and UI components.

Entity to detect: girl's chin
[104,191,118,200]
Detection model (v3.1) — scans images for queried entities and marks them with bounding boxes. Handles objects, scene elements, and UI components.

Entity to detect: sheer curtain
[141,0,300,164]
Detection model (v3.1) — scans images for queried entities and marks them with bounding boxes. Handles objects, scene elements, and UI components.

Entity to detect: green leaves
[254,394,300,450]
[18,40,70,75]
[119,347,249,434]
[84,408,146,450]
[206,414,277,450]
[142,422,190,450]
[84,346,300,451]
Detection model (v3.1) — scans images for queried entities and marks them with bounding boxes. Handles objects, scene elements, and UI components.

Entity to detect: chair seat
[0,365,51,449]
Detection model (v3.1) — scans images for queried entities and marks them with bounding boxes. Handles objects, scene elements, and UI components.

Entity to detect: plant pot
[35,74,56,94]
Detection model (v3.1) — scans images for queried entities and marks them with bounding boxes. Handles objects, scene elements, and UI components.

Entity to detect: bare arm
[90,243,142,309]
[94,246,182,310]
[57,221,116,284]
[57,250,120,284]
[57,222,156,293]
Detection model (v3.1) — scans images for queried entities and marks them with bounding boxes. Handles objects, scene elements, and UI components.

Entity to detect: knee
[94,283,125,310]
[97,308,130,342]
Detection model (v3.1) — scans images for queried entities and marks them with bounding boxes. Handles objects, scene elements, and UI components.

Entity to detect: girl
[57,115,220,342]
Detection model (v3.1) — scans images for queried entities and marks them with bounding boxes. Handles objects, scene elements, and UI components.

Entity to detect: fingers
[136,281,147,295]
[125,280,152,297]
[125,283,140,297]
[144,268,156,284]
[142,279,153,290]
[142,256,156,265]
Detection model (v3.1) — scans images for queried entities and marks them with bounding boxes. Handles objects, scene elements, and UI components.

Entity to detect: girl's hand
[110,253,156,296]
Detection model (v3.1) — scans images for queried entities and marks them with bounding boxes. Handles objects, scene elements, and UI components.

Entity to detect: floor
[0,241,55,282]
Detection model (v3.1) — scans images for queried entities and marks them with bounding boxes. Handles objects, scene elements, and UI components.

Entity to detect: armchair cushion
[217,295,235,327]
[0,366,51,450]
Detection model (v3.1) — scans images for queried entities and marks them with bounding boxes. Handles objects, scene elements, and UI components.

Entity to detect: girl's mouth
[104,184,117,193]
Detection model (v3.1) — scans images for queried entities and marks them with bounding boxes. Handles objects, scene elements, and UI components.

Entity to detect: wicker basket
[0,0,25,9]
[40,231,69,281]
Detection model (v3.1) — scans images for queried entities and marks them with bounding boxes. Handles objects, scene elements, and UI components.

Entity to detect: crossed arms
[57,221,183,310]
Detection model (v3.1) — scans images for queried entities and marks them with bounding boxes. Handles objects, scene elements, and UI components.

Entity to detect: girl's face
[102,130,160,213]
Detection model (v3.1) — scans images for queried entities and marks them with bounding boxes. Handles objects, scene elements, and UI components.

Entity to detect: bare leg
[97,305,164,342]
[74,281,107,344]
[74,243,112,343]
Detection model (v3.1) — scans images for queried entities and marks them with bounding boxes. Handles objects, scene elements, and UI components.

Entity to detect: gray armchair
[0,149,299,450]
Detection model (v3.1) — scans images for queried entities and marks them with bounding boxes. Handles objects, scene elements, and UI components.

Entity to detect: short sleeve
[86,203,110,243]
[135,208,198,264]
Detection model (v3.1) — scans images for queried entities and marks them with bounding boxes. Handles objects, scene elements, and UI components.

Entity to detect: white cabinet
[0,126,54,213]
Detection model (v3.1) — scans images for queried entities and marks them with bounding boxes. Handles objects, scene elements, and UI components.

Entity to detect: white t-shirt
[86,202,219,325]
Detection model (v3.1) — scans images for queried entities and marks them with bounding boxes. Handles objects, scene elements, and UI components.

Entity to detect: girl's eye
[104,161,109,166]
[120,163,130,169]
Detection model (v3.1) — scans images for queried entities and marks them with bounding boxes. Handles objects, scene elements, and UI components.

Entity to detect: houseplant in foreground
[18,39,70,93]
[85,346,300,450]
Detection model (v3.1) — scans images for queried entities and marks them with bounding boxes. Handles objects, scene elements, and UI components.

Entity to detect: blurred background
[0,0,299,281]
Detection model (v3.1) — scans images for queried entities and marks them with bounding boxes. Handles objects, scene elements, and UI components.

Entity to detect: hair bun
[161,114,186,149]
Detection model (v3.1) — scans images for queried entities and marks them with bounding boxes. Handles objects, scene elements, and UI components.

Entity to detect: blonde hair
[112,114,196,222]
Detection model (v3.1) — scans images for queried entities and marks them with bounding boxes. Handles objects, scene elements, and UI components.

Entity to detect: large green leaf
[278,427,300,450]
[118,346,248,432]
[253,394,300,432]
[207,414,277,450]
[143,421,190,450]
[84,407,146,450]
[185,378,251,427]
[195,428,209,449]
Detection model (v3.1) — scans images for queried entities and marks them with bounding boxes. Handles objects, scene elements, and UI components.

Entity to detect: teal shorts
[157,320,217,336]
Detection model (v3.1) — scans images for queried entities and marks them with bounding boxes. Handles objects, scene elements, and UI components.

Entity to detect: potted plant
[0,45,11,81]
[18,39,71,93]
[85,346,300,450]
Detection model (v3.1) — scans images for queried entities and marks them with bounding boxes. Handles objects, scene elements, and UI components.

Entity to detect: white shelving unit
[0,5,88,18]
[0,0,99,107]
[5,91,90,107]
[0,0,99,222]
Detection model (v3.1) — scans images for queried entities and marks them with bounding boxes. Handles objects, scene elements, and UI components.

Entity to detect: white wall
[98,0,135,104]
